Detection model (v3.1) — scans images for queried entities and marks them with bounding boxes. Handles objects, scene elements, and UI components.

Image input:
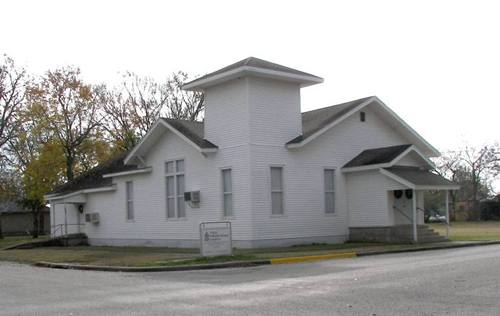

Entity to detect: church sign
[199,222,232,257]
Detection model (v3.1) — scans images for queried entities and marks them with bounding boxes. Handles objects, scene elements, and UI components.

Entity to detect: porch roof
[343,144,412,168]
[381,166,460,190]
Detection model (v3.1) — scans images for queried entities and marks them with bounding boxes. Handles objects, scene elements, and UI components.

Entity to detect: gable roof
[381,166,459,190]
[342,144,435,172]
[286,96,440,157]
[287,96,373,145]
[343,144,412,168]
[183,57,323,91]
[160,118,217,149]
[49,152,137,196]
[124,118,217,165]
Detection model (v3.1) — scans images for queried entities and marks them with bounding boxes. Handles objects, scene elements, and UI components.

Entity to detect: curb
[357,240,500,257]
[30,241,500,273]
[33,260,271,272]
[270,252,356,264]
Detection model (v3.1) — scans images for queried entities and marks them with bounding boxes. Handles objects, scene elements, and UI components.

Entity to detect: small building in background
[0,201,50,236]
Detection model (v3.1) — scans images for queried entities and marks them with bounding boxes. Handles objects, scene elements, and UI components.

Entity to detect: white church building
[46,57,458,248]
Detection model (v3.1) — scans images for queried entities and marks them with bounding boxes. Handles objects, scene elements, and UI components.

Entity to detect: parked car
[425,209,447,223]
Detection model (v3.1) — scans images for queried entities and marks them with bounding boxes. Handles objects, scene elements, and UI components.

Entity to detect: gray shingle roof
[160,118,217,149]
[343,144,412,168]
[184,57,322,88]
[384,166,458,187]
[287,96,374,145]
[50,151,137,196]
[49,118,216,197]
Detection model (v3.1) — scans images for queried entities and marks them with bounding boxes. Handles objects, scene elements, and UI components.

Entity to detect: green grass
[144,254,258,267]
[429,221,500,241]
[2,222,500,268]
[0,235,49,250]
[0,241,401,267]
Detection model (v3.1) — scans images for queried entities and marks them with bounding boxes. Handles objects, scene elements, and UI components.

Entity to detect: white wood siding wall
[51,203,81,235]
[62,76,429,247]
[397,151,428,167]
[84,129,253,246]
[248,101,413,241]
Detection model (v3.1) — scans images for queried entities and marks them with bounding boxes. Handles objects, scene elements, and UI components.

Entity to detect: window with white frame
[126,181,134,220]
[324,169,335,214]
[166,159,185,218]
[222,169,232,217]
[270,167,284,215]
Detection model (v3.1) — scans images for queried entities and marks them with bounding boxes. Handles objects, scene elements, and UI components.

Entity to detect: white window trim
[221,167,234,219]
[323,167,337,216]
[270,165,285,216]
[125,181,134,222]
[165,158,186,219]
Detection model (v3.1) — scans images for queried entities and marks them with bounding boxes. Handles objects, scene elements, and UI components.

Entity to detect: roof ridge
[301,96,375,115]
[161,117,204,124]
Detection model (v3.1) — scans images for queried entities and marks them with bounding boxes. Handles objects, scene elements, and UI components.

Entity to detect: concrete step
[392,225,449,243]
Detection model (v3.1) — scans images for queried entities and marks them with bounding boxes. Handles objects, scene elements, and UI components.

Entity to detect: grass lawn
[0,241,409,267]
[1,221,499,267]
[429,221,500,241]
[0,235,49,250]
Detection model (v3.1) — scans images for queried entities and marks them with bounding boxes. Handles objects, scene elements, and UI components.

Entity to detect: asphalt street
[1,245,500,316]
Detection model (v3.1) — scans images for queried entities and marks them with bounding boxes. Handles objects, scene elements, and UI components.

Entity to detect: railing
[51,223,85,238]
[393,205,412,223]
[393,205,425,224]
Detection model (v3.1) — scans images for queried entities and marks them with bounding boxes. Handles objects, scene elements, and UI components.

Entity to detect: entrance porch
[347,166,459,243]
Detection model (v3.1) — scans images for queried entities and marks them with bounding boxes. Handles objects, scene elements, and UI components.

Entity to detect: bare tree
[165,71,204,121]
[435,144,500,219]
[99,86,140,151]
[122,72,168,136]
[100,71,204,151]
[0,55,27,160]
[462,145,500,218]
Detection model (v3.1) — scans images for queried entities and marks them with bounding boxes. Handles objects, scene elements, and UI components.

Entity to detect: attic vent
[360,111,366,122]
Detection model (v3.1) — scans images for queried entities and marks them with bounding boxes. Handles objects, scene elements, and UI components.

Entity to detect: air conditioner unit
[91,212,100,223]
[184,191,200,208]
[85,212,100,224]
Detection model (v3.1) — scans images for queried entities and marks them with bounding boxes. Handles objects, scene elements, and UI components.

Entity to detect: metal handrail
[51,223,85,238]
[393,205,413,223]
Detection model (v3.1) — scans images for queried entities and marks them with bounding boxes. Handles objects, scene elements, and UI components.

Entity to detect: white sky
[1,0,499,153]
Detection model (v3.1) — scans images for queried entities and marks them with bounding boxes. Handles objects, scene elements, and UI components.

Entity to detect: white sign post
[199,222,232,257]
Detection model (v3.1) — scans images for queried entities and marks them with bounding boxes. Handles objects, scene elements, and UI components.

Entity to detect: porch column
[50,203,55,237]
[445,190,450,238]
[412,189,418,243]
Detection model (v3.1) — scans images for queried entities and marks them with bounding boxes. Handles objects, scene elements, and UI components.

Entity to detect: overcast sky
[1,0,499,152]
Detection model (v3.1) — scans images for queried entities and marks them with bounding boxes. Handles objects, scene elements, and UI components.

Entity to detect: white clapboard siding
[51,72,435,247]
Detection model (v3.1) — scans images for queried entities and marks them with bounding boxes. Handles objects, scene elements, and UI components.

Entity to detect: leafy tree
[22,142,66,237]
[37,67,103,181]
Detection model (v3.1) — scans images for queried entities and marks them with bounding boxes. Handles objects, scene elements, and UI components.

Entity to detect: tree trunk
[32,207,39,239]
[66,154,74,181]
[472,178,481,221]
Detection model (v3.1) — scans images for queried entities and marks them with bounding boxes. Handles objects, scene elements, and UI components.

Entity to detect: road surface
[1,245,500,315]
